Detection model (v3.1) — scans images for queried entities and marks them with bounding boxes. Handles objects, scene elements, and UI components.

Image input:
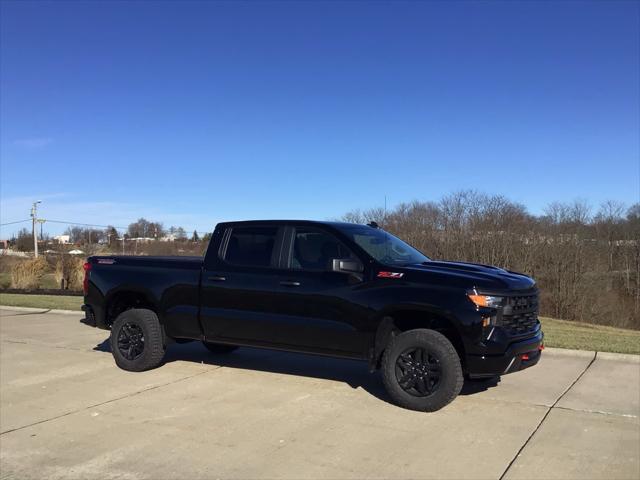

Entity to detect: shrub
[54,255,85,290]
[10,257,49,289]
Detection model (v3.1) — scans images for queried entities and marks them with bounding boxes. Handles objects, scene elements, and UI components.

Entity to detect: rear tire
[110,309,165,372]
[202,342,238,354]
[381,329,463,412]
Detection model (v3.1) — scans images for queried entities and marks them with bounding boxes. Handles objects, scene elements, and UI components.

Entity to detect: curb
[544,346,639,362]
[597,351,640,363]
[0,305,81,315]
[544,347,596,359]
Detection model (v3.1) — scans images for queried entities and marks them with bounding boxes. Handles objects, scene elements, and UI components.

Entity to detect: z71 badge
[377,271,404,279]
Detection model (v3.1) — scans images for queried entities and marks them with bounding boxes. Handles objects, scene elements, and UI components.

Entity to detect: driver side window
[291,228,354,271]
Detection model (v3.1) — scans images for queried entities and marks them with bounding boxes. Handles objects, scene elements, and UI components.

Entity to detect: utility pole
[31,201,41,258]
[37,219,46,241]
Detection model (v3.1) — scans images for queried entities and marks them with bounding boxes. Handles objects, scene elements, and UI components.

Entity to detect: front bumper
[466,329,544,378]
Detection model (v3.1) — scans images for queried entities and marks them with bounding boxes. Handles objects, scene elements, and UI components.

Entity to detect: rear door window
[224,226,278,268]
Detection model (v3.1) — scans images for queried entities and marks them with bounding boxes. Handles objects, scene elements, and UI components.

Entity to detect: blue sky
[1,0,639,236]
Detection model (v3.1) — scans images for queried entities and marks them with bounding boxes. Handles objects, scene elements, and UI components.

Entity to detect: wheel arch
[370,306,466,371]
[104,288,160,328]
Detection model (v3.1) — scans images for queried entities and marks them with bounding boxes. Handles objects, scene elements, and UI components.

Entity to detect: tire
[110,309,165,372]
[381,329,463,412]
[202,342,238,354]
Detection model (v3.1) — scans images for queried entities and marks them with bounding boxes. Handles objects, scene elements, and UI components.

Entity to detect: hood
[402,260,536,292]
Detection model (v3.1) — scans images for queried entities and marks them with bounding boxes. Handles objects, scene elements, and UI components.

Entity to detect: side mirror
[331,258,364,274]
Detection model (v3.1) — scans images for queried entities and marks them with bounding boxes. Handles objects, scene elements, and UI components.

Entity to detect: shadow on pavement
[93,337,501,404]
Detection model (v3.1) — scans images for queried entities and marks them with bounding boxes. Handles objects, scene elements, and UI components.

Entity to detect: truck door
[271,226,371,357]
[200,224,287,344]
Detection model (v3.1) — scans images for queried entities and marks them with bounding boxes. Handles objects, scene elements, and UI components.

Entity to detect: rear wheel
[202,342,238,354]
[381,329,463,412]
[110,309,165,371]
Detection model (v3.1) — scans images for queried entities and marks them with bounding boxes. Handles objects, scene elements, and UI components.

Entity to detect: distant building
[131,237,154,243]
[54,235,71,244]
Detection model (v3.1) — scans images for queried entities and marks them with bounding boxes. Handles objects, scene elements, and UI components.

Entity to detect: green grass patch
[0,293,82,311]
[541,317,640,355]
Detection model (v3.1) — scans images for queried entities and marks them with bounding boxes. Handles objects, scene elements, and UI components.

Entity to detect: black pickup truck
[82,220,543,411]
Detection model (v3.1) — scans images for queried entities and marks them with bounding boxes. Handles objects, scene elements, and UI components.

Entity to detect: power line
[0,219,30,226]
[3,218,209,235]
[45,219,208,234]
[44,219,129,230]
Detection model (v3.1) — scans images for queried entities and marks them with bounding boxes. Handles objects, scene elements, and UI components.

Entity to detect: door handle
[280,280,301,287]
[207,275,226,282]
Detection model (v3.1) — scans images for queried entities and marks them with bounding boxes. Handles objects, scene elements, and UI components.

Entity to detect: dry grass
[10,257,49,289]
[54,256,85,290]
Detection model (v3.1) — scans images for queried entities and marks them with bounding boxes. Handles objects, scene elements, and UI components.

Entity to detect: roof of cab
[215,219,368,229]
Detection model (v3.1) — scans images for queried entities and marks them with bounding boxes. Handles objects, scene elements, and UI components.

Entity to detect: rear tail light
[83,261,92,295]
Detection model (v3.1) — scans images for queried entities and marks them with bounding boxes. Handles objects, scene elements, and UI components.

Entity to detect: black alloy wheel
[381,329,463,411]
[117,322,145,361]
[110,309,165,372]
[395,347,442,397]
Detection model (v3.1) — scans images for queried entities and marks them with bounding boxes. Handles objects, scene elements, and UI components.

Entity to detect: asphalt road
[1,308,638,480]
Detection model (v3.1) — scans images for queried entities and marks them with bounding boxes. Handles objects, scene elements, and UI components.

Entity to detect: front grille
[500,293,539,335]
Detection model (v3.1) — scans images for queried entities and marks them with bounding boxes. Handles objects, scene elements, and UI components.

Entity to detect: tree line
[343,191,639,330]
[9,218,207,249]
[6,194,638,329]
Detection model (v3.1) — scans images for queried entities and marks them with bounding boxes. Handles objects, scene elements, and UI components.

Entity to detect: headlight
[467,293,504,308]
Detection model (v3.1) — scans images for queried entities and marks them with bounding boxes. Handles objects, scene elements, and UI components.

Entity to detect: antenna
[384,195,387,226]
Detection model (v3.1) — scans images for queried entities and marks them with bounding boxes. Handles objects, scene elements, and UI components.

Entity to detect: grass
[0,294,637,355]
[0,272,60,289]
[540,317,640,355]
[0,293,82,311]
[40,273,60,289]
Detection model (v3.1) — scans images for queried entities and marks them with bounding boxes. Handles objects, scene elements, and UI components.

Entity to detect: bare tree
[343,191,639,329]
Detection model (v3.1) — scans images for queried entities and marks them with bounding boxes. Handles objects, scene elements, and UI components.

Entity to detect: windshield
[339,225,430,266]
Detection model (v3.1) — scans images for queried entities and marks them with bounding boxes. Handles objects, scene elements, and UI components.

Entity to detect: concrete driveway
[1,308,638,480]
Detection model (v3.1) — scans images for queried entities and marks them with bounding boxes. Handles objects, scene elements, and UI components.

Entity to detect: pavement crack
[553,404,638,419]
[498,351,598,480]
[0,366,222,436]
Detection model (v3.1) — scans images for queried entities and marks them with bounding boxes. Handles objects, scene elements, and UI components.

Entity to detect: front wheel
[381,329,463,412]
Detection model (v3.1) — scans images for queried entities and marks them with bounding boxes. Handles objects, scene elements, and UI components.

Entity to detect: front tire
[381,329,463,412]
[110,309,165,372]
